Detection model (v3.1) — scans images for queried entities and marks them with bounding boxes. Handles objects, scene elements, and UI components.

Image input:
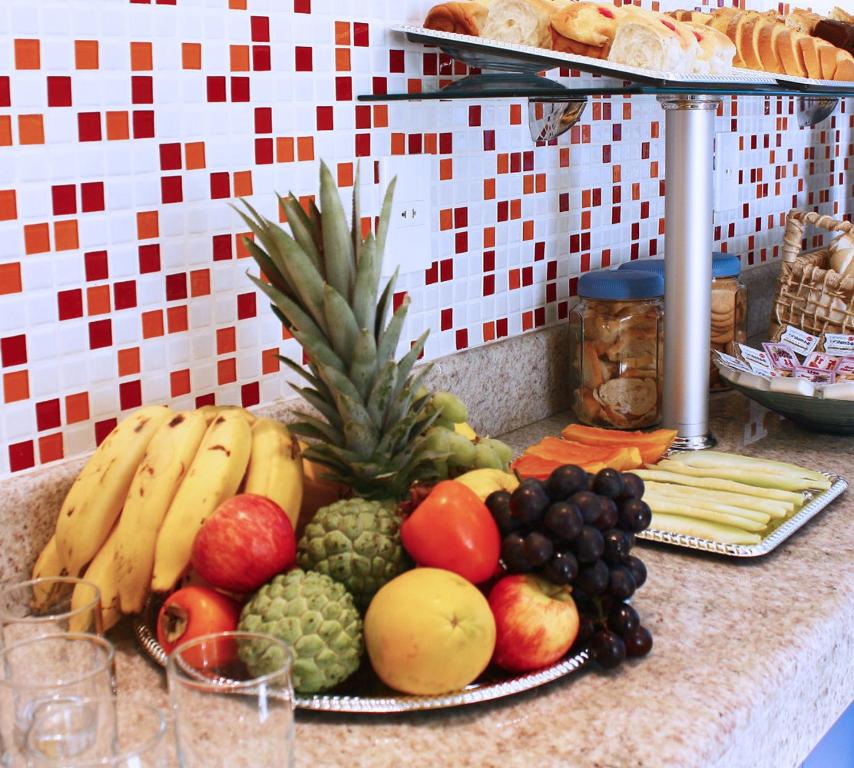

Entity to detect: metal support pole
[658,95,721,450]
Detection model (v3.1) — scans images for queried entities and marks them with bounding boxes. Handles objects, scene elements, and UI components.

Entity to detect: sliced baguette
[757,21,785,73]
[725,12,753,67]
[819,41,840,80]
[738,17,765,70]
[835,50,854,81]
[799,35,823,78]
[778,29,808,76]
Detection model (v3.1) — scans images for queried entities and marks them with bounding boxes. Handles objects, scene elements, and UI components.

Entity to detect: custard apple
[297,498,410,609]
[238,569,363,693]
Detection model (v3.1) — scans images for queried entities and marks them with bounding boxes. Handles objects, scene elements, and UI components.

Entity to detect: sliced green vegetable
[643,481,789,518]
[668,451,831,490]
[635,469,805,506]
[656,459,824,493]
[645,497,767,531]
[650,512,762,545]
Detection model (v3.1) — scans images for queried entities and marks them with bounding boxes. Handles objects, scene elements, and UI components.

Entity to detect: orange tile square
[18,115,44,145]
[0,190,17,221]
[612,166,621,183]
[54,220,79,252]
[281,325,293,341]
[86,285,111,315]
[182,43,202,70]
[390,133,405,155]
[170,369,191,397]
[106,112,130,141]
[0,263,22,295]
[217,358,237,385]
[536,174,546,193]
[65,392,90,423]
[360,216,371,239]
[75,40,99,69]
[497,154,509,174]
[276,137,295,163]
[14,39,40,69]
[136,211,159,240]
[522,311,534,332]
[439,209,453,231]
[117,348,140,376]
[337,162,354,188]
[217,327,236,355]
[235,232,253,259]
[296,137,314,162]
[560,148,570,168]
[24,223,50,255]
[185,141,205,170]
[406,79,422,94]
[335,21,350,45]
[509,269,521,290]
[3,370,29,403]
[510,199,521,219]
[39,433,63,463]
[373,105,388,128]
[228,0,247,8]
[581,211,591,229]
[424,134,437,154]
[523,175,534,195]
[130,42,153,71]
[484,179,495,200]
[230,45,250,71]
[167,306,188,334]
[623,103,632,120]
[141,310,164,339]
[482,322,495,343]
[0,117,11,147]
[522,220,534,241]
[439,159,453,180]
[261,348,279,374]
[233,171,252,197]
[650,161,659,178]
[335,48,351,72]
[190,269,210,297]
[509,104,522,125]
[483,227,495,248]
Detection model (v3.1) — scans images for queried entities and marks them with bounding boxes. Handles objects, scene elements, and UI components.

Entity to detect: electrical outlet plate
[713,132,739,213]
[375,156,433,277]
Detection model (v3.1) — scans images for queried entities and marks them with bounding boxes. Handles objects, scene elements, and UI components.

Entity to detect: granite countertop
[109,391,853,768]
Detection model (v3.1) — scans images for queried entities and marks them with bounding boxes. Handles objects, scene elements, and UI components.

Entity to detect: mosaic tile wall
[0,0,851,475]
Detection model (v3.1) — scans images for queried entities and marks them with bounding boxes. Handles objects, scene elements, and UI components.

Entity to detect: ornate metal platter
[134,596,589,713]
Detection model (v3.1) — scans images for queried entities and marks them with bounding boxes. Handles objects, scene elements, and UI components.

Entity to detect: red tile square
[0,77,10,107]
[355,105,371,130]
[0,334,27,367]
[254,107,272,133]
[210,173,230,199]
[51,184,77,216]
[165,273,187,301]
[139,243,161,273]
[455,329,468,350]
[440,308,453,331]
[353,22,369,46]
[85,250,108,281]
[213,234,232,261]
[206,76,226,102]
[8,441,35,472]
[36,398,61,431]
[161,176,183,204]
[159,143,182,170]
[88,319,112,349]
[119,380,142,410]
[57,289,83,320]
[294,0,310,11]
[113,280,137,310]
[255,138,273,164]
[295,47,312,71]
[316,106,333,131]
[252,45,271,71]
[78,113,102,142]
[237,292,256,319]
[47,76,72,107]
[38,433,64,463]
[335,77,352,101]
[231,77,250,102]
[132,110,155,138]
[250,16,270,41]
[80,182,105,212]
[94,418,117,446]
[389,50,404,73]
[131,76,153,104]
[355,133,370,157]
[241,381,260,407]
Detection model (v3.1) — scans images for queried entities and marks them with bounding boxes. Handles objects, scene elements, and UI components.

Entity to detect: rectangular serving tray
[636,472,848,557]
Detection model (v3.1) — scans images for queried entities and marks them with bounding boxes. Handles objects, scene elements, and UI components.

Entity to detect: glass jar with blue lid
[619,253,747,390]
[570,270,664,429]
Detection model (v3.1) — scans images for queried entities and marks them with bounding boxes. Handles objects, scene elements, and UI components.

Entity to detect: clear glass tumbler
[25,697,175,767]
[0,578,102,648]
[0,633,116,767]
[167,632,294,768]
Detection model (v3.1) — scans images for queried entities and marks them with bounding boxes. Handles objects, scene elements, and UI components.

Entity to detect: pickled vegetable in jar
[570,270,664,430]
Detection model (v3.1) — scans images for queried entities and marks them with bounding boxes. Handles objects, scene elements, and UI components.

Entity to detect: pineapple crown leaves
[234,161,438,500]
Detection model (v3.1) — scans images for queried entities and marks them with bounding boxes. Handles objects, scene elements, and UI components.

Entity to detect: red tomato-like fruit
[157,586,241,668]
[400,480,501,584]
[191,494,297,593]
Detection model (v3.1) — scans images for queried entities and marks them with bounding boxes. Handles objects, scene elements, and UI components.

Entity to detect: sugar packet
[763,342,800,370]
[803,351,840,371]
[833,357,854,381]
[823,333,854,356]
[779,325,820,356]
[792,366,835,384]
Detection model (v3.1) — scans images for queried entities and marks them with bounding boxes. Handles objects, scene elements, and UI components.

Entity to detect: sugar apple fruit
[238,569,363,693]
[297,498,410,610]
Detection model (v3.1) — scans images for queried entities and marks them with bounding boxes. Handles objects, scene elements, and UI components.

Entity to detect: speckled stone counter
[99,391,853,768]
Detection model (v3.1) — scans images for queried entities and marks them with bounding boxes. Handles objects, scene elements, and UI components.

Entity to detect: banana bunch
[33,406,303,630]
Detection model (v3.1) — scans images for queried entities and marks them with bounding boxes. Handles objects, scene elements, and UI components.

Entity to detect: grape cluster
[486,465,654,670]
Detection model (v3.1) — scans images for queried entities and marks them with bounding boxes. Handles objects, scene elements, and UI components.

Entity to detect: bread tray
[636,471,847,558]
[773,72,854,91]
[134,595,589,714]
[393,24,780,88]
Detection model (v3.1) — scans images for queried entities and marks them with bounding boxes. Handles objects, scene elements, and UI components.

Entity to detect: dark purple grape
[510,479,550,525]
[542,550,578,585]
[501,534,531,572]
[624,625,653,658]
[624,555,647,589]
[487,490,522,535]
[545,465,588,500]
[607,602,639,636]
[544,502,583,542]
[619,498,652,533]
[573,526,605,563]
[486,490,511,514]
[524,531,554,567]
[603,528,631,565]
[591,630,626,669]
[574,615,595,649]
[597,497,619,530]
[575,560,609,595]
[620,472,645,500]
[592,468,624,499]
[570,491,602,525]
[607,566,636,600]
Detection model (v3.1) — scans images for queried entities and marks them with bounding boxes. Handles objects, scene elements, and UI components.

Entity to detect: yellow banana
[31,535,68,610]
[151,410,252,593]
[198,404,256,425]
[73,524,121,633]
[114,410,209,614]
[454,468,520,501]
[243,418,303,530]
[54,405,173,577]
[454,421,478,441]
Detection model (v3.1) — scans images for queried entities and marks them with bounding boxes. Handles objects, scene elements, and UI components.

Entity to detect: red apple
[191,494,296,593]
[487,574,579,672]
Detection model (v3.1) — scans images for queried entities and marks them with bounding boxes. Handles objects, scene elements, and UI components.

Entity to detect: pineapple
[236,163,441,501]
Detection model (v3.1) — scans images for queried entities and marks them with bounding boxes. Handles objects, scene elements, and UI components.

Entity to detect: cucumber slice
[643,481,788,518]
[649,512,762,545]
[645,498,767,532]
[643,489,772,524]
[667,451,831,489]
[656,460,825,493]
[635,469,804,506]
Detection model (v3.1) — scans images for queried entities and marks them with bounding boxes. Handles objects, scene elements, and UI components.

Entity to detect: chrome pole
[658,95,721,450]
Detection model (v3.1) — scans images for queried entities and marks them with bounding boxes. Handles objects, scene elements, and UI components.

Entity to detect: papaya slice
[525,436,623,463]
[512,445,643,480]
[560,424,676,465]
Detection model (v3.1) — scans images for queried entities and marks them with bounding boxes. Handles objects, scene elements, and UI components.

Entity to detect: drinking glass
[0,578,102,648]
[167,632,294,768]
[25,697,174,767]
[0,633,116,767]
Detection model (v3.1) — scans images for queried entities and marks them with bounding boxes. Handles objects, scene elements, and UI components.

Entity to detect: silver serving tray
[134,598,589,713]
[636,472,848,557]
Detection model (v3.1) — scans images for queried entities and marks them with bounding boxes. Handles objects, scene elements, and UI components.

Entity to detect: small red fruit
[157,586,241,668]
[191,494,296,593]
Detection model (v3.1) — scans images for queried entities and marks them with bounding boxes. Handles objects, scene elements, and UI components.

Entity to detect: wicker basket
[769,210,854,344]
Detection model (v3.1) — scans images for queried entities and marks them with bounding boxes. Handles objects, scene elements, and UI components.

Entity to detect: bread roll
[690,22,737,73]
[480,0,561,47]
[786,8,821,35]
[830,6,854,24]
[607,16,693,73]
[424,2,489,36]
[550,2,622,57]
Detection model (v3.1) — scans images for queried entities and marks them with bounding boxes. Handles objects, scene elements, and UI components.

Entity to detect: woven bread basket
[769,210,854,344]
